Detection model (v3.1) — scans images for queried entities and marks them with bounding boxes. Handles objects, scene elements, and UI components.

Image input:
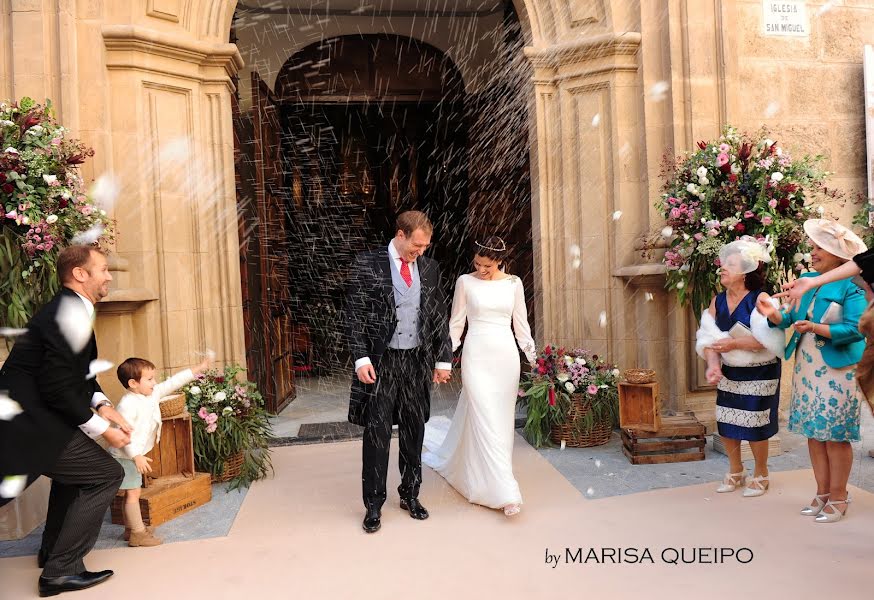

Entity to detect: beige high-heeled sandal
[800,493,830,516]
[742,474,769,497]
[716,470,746,493]
[815,496,851,523]
[503,504,521,516]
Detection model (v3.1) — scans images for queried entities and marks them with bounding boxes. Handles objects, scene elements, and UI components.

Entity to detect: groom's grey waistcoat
[388,258,421,349]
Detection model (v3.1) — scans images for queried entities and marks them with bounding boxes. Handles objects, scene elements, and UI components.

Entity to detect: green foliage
[182,364,274,491]
[1,97,111,331]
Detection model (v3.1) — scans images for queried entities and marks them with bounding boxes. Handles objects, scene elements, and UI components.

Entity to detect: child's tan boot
[128,528,162,547]
[123,526,155,541]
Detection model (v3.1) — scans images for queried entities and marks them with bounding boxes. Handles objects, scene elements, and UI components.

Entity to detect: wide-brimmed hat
[803,219,867,261]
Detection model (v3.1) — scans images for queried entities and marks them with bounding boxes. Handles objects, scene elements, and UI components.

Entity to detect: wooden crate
[144,412,195,483]
[621,414,706,465]
[618,382,661,432]
[111,473,211,527]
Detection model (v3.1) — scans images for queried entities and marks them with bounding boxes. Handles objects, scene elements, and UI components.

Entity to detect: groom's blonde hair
[396,211,433,236]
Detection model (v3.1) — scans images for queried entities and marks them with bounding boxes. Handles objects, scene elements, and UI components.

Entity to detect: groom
[346,210,452,533]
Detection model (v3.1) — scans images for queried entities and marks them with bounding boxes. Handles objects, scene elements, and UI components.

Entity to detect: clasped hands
[356,364,452,385]
[98,404,133,448]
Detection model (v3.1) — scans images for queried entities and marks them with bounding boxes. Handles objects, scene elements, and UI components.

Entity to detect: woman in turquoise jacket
[757,219,867,523]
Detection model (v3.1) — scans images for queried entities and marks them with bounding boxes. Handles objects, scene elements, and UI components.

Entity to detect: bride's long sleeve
[449,276,467,352]
[512,278,537,363]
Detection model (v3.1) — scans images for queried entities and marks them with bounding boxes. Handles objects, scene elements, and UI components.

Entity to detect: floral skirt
[788,334,862,442]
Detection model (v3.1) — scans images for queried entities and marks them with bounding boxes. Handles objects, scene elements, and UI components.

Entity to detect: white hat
[719,238,772,275]
[802,219,867,261]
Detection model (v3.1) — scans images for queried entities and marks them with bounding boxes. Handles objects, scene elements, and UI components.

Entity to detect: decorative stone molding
[102,24,243,89]
[523,31,642,69]
[613,263,667,287]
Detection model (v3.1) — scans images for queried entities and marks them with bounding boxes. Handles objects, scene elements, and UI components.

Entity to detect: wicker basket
[623,368,656,385]
[549,395,613,448]
[212,452,244,483]
[158,394,186,418]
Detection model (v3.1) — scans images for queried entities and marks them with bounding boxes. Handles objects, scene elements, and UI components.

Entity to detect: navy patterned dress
[715,290,781,441]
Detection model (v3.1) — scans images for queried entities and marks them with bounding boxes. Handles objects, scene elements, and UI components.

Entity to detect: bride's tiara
[475,238,507,252]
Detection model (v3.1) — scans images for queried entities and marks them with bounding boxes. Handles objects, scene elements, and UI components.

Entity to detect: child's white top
[110,369,195,460]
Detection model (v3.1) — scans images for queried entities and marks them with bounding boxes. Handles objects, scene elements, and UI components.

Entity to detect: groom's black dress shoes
[363,506,381,533]
[400,497,429,520]
[38,570,114,597]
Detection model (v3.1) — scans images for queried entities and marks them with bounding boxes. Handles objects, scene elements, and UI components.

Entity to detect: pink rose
[768,199,778,209]
[587,384,599,395]
[719,143,731,153]
[51,138,61,146]
[744,210,754,219]
[694,233,704,241]
[206,413,218,424]
[761,216,773,225]
[198,407,208,419]
[716,153,730,167]
[206,423,217,434]
[4,210,16,220]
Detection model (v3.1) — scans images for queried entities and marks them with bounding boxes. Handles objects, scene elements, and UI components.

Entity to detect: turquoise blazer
[772,272,866,369]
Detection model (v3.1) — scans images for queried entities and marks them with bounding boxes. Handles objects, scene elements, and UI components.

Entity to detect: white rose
[564,382,576,393]
[696,166,708,178]
[677,281,685,289]
[222,406,233,416]
[563,355,573,365]
[698,176,709,186]
[575,357,586,366]
[803,253,811,263]
[46,214,58,224]
[764,138,774,147]
[770,172,784,182]
[600,384,608,389]
[4,147,18,154]
[42,174,57,185]
[189,385,201,395]
[730,163,741,174]
[557,373,570,382]
[213,391,227,402]
[686,183,698,194]
[793,253,804,263]
[612,369,620,377]
[776,147,783,156]
[661,226,673,238]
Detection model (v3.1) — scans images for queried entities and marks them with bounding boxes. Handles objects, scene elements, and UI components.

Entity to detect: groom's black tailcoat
[346,247,452,427]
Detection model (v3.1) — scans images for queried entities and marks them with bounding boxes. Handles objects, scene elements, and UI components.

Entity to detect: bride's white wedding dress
[423,273,536,509]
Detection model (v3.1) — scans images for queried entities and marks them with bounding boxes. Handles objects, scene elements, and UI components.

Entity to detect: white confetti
[586,487,594,496]
[0,392,23,421]
[612,210,622,221]
[0,475,26,499]
[591,113,600,127]
[0,328,27,337]
[661,226,673,238]
[594,459,602,468]
[644,292,654,302]
[817,2,834,16]
[648,81,670,102]
[55,295,93,353]
[71,223,105,246]
[764,101,780,118]
[87,359,114,380]
[571,258,582,269]
[560,440,566,450]
[90,175,120,213]
[598,311,607,328]
[618,142,632,160]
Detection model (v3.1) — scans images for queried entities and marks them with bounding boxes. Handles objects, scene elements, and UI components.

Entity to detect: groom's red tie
[400,260,412,287]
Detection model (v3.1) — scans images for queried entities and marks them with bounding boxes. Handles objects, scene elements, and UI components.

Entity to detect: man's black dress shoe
[362,506,381,533]
[37,549,47,569]
[400,497,429,520]
[38,570,114,597]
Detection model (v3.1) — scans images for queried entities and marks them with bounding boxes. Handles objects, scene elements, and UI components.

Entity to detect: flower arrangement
[653,126,831,317]
[517,345,620,448]
[1,97,113,328]
[182,364,274,490]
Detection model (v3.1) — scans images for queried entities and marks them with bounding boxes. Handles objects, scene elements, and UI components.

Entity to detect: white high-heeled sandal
[503,504,521,516]
[716,470,746,493]
[742,474,769,497]
[800,493,830,516]
[815,496,851,523]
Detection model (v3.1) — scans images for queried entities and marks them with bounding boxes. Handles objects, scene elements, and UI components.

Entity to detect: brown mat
[1,436,871,598]
[295,421,364,442]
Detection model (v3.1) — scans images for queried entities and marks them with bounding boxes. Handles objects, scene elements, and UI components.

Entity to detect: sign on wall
[762,1,810,36]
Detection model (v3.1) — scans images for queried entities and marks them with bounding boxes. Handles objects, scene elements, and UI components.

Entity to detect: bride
[423,236,536,516]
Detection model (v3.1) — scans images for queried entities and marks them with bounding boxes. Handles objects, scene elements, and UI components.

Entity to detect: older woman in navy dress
[696,240,785,497]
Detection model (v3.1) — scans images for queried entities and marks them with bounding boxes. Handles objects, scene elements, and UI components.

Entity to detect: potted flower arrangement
[182,364,274,490]
[518,345,621,448]
[1,97,112,329]
[654,126,831,317]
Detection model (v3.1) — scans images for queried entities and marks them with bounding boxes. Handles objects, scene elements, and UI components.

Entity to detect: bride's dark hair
[474,236,509,264]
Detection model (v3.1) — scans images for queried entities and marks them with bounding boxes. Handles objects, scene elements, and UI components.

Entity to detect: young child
[111,356,211,546]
